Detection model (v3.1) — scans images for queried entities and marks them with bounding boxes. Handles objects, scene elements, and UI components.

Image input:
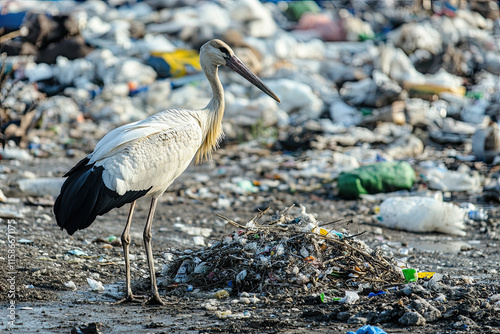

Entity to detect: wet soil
[1,146,499,333]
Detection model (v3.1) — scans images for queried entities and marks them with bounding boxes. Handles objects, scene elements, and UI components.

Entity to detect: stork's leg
[115,201,141,304]
[143,197,165,305]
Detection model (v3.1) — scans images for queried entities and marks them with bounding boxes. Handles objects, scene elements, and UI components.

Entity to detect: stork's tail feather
[54,162,149,235]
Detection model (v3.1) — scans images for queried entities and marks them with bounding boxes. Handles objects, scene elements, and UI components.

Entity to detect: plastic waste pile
[0,0,498,151]
[163,205,404,296]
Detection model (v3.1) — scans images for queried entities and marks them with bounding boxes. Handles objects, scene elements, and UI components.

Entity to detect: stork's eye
[219,47,229,55]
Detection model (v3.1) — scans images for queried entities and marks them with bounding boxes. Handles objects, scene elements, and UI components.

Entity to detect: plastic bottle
[468,210,488,222]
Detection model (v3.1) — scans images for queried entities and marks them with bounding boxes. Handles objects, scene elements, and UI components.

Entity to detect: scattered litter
[64,281,77,291]
[18,178,66,198]
[67,249,89,257]
[378,196,466,236]
[0,1,499,332]
[214,290,229,299]
[341,291,360,305]
[402,268,418,283]
[86,278,105,292]
[420,163,481,193]
[417,272,435,279]
[368,290,387,298]
[338,162,416,199]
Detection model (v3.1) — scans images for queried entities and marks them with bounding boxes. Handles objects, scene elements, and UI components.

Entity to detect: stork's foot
[145,294,165,306]
[114,294,142,305]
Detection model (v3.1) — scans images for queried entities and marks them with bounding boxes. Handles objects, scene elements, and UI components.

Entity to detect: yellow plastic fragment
[214,290,229,299]
[418,272,435,279]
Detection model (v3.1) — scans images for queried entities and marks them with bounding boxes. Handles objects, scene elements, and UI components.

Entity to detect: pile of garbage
[163,205,404,297]
[0,0,499,164]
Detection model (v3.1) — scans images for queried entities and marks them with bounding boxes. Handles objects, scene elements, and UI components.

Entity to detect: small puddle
[408,240,471,253]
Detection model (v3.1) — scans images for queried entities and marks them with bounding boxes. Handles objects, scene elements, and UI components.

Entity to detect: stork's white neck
[204,64,225,115]
[195,59,225,163]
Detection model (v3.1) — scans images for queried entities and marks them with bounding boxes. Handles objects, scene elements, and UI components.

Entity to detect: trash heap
[163,205,404,296]
[0,0,499,164]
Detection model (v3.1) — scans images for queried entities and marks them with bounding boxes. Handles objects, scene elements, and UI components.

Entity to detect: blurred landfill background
[1,0,500,333]
[1,0,499,162]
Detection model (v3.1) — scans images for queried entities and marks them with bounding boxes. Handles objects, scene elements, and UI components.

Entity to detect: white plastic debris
[38,96,83,124]
[1,148,33,161]
[86,278,105,292]
[174,260,194,283]
[64,281,77,291]
[329,99,362,127]
[193,236,205,246]
[229,0,277,38]
[340,291,360,304]
[267,79,323,124]
[18,178,66,198]
[388,21,442,55]
[378,196,466,236]
[25,62,53,82]
[420,163,481,193]
[236,270,247,284]
[113,59,157,85]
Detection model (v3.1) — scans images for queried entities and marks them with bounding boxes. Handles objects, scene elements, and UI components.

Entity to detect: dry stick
[0,29,23,44]
[312,232,393,274]
[318,219,345,227]
[248,207,270,227]
[342,231,367,240]
[216,213,248,230]
[269,205,295,224]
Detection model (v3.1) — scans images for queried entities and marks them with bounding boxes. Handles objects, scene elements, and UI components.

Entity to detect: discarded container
[338,162,416,199]
[1,147,33,161]
[18,178,66,198]
[467,210,489,222]
[402,268,418,282]
[378,196,466,236]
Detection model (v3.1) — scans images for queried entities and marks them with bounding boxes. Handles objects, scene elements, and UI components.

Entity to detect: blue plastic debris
[347,325,388,334]
[67,249,88,256]
[368,290,387,297]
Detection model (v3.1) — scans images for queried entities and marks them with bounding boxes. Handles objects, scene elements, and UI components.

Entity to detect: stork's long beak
[225,55,281,103]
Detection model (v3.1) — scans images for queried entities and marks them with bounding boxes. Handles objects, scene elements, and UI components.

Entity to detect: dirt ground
[1,145,499,333]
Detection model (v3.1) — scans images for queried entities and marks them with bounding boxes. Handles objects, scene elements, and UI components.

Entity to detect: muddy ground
[1,145,499,333]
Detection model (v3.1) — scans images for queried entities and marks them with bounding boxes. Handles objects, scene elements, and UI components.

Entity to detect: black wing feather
[54,162,150,235]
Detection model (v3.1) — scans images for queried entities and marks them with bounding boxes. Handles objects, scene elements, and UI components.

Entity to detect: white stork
[53,39,280,305]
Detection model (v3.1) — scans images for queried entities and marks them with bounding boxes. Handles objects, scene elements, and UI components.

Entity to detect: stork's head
[201,39,281,103]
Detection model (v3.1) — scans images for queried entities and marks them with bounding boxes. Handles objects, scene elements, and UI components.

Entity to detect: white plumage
[92,110,203,196]
[53,39,280,305]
